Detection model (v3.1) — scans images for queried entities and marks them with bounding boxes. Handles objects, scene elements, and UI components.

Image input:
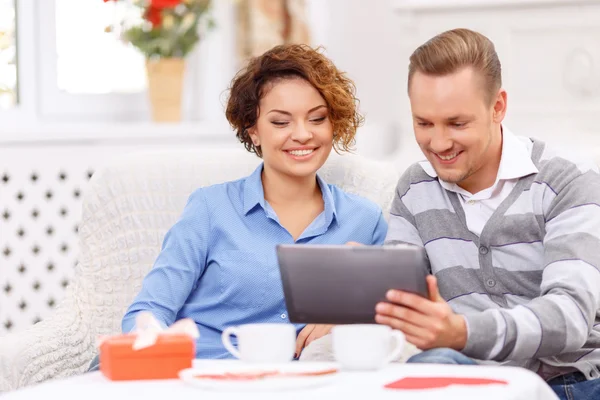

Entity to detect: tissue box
[99,333,195,381]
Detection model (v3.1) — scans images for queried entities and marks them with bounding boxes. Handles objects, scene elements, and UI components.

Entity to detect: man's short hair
[408,28,502,105]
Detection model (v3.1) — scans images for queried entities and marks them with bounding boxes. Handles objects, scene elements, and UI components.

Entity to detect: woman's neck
[261,166,321,207]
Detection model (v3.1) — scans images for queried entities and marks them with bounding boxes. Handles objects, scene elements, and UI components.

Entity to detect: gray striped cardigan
[385,139,600,379]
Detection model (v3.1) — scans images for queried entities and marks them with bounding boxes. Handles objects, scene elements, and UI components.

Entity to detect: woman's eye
[271,121,289,126]
[310,117,326,123]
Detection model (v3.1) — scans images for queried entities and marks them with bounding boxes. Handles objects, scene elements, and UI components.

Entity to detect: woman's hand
[295,324,334,357]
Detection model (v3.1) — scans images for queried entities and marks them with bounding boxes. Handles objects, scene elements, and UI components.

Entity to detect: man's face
[409,67,505,192]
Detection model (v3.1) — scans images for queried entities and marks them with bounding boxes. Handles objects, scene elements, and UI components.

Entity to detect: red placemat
[385,376,508,390]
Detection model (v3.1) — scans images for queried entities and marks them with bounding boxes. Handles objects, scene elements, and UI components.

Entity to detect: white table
[3,360,558,400]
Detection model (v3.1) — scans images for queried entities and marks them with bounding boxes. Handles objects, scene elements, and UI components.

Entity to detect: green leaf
[119,0,215,59]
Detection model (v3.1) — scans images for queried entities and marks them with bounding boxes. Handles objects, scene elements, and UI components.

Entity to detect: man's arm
[462,171,600,361]
[384,170,424,247]
[377,164,600,359]
[121,189,211,332]
[376,168,469,350]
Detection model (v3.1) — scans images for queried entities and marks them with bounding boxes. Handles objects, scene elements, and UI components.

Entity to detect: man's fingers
[375,314,432,339]
[426,275,443,302]
[375,302,434,328]
[375,315,435,350]
[403,334,429,350]
[385,289,438,315]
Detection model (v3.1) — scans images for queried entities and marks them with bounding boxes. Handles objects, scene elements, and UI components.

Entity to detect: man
[375,28,600,399]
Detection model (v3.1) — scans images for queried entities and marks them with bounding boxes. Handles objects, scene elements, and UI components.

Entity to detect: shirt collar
[242,164,267,215]
[318,173,338,227]
[243,163,338,225]
[419,126,539,195]
[496,127,538,180]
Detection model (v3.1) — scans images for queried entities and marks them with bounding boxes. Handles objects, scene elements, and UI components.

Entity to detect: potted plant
[103,0,214,122]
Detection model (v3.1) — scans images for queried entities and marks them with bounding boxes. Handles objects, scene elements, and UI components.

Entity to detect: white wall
[307,0,408,160]
[308,0,600,169]
[5,0,600,160]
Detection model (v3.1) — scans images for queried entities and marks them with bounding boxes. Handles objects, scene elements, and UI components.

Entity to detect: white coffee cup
[332,324,405,370]
[221,323,296,363]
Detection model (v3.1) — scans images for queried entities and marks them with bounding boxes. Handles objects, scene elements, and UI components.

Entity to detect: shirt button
[479,246,489,255]
[486,279,496,287]
[280,313,287,319]
[467,200,476,205]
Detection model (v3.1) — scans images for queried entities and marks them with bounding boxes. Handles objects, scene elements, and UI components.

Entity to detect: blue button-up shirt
[122,163,388,358]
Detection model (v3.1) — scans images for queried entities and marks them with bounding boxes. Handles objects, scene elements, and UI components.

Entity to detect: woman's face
[249,78,334,179]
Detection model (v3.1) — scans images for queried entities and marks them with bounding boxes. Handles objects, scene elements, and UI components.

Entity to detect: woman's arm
[371,210,388,245]
[121,189,211,332]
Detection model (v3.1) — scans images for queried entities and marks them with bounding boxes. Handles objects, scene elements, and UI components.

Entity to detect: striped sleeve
[384,166,425,247]
[462,168,600,361]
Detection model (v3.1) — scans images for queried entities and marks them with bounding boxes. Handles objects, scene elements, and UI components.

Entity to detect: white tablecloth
[3,360,558,400]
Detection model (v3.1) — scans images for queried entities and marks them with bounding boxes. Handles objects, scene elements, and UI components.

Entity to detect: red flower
[145,6,163,26]
[150,0,180,8]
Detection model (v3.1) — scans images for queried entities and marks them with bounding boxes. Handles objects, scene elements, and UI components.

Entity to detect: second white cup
[332,324,405,370]
[221,323,296,363]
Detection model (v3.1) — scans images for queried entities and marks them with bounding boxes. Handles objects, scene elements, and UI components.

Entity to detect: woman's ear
[248,127,260,146]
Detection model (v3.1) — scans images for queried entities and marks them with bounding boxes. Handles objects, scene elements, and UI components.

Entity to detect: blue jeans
[407,349,600,400]
[547,371,600,400]
[407,348,478,365]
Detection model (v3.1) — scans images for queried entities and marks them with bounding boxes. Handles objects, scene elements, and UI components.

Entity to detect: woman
[90,44,387,369]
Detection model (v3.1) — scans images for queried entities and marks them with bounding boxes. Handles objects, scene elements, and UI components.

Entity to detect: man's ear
[492,89,507,123]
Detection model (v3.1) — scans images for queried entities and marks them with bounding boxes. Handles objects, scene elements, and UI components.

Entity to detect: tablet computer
[276,244,430,324]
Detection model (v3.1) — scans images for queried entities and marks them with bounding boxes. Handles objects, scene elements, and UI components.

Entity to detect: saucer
[179,362,339,391]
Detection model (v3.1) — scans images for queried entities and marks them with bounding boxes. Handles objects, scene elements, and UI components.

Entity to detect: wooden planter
[146,58,185,122]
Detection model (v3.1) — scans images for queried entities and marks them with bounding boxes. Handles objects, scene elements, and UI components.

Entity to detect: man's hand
[374,275,467,351]
[295,324,334,357]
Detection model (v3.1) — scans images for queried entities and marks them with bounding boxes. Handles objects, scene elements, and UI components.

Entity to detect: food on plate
[192,368,338,381]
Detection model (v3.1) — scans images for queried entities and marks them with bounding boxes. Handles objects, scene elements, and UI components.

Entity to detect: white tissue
[132,312,164,350]
[132,311,200,351]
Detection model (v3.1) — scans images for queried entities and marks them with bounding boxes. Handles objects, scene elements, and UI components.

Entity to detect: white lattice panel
[0,152,93,335]
[0,141,225,336]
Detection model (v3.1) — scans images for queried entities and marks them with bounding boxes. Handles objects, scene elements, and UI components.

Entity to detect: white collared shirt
[419,127,539,236]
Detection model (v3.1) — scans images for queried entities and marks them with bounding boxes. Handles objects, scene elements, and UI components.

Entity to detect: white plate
[179,362,340,392]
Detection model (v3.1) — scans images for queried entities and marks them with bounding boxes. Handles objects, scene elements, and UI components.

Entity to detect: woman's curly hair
[225,44,364,157]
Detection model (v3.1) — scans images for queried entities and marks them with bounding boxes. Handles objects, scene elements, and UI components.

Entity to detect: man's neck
[458,127,503,195]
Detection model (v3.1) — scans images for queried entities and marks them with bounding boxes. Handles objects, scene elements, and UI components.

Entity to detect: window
[0,0,17,109]
[36,0,236,123]
[0,0,237,135]
[55,0,146,94]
